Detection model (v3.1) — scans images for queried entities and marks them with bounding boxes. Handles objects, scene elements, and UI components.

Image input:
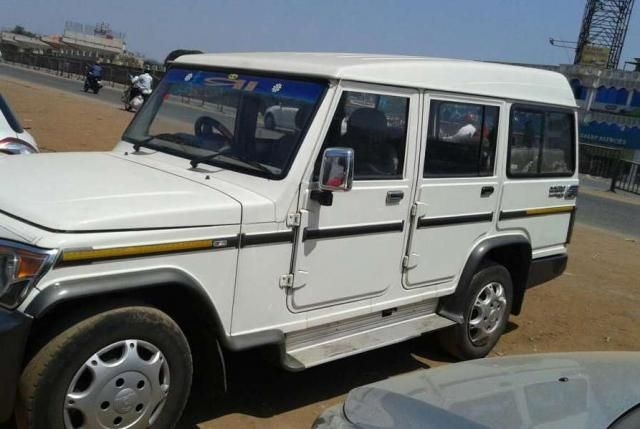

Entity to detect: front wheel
[17,306,192,429]
[438,263,513,360]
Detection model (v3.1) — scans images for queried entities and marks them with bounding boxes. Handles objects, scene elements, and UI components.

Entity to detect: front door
[404,95,503,289]
[288,84,419,312]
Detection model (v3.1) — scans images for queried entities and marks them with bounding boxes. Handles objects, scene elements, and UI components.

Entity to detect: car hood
[0,153,241,232]
[343,352,640,429]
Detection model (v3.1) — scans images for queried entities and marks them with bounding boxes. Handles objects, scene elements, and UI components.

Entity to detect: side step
[283,300,455,370]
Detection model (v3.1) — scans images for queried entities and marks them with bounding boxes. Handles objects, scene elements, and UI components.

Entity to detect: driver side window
[315,91,409,180]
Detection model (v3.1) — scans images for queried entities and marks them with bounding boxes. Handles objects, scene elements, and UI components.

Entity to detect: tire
[16,306,192,429]
[264,113,275,130]
[93,87,100,95]
[83,86,89,93]
[438,263,513,360]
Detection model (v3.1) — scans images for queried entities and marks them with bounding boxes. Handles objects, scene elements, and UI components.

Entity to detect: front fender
[25,268,283,351]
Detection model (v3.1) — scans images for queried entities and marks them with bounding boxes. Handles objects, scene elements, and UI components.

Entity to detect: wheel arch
[437,235,532,324]
[25,268,284,351]
[22,268,285,398]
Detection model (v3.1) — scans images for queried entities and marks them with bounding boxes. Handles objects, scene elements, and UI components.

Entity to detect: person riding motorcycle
[87,60,103,80]
[129,67,153,103]
[84,60,103,93]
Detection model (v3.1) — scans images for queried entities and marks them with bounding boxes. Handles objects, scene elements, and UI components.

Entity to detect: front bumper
[0,307,32,422]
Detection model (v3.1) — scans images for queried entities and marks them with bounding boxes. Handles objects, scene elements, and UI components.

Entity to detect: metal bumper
[0,307,32,422]
[527,254,568,289]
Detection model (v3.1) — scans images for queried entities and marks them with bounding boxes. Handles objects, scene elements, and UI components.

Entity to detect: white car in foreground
[314,352,640,429]
[0,93,38,154]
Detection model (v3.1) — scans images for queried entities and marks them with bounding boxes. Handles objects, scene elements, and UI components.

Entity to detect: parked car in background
[313,352,640,429]
[264,103,300,130]
[0,93,38,154]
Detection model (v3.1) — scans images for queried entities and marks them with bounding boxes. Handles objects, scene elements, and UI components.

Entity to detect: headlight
[0,241,57,308]
[0,137,38,155]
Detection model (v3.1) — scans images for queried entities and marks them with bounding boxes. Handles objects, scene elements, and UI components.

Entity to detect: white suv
[0,53,578,428]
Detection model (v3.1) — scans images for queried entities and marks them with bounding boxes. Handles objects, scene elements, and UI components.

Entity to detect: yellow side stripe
[526,206,574,216]
[61,239,214,262]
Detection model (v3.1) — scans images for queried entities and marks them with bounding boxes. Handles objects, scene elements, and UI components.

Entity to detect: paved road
[576,192,640,239]
[0,63,210,126]
[0,62,125,106]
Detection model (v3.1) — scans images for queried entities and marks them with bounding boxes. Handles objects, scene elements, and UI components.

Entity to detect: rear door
[498,105,578,256]
[403,95,503,289]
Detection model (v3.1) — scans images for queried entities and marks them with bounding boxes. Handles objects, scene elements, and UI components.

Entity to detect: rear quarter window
[0,94,24,133]
[508,105,575,177]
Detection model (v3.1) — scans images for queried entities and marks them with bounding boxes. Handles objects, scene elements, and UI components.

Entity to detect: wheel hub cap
[64,339,170,429]
[468,282,507,345]
[113,387,138,414]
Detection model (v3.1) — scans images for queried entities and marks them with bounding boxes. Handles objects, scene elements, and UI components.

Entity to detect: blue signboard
[580,121,640,150]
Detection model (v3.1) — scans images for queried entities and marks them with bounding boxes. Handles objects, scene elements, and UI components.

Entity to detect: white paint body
[0,53,578,366]
[0,94,38,153]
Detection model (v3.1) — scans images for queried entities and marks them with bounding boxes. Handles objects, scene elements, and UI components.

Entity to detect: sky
[2,0,640,67]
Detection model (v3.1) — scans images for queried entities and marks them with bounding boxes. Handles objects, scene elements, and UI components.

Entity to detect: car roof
[174,52,577,108]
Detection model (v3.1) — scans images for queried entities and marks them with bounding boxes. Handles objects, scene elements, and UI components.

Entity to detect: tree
[11,25,37,38]
[164,49,203,67]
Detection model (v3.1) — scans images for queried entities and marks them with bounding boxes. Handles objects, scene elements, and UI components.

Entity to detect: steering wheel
[194,116,234,145]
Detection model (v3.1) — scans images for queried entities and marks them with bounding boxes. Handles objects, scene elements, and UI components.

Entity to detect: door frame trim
[303,221,404,241]
[417,212,494,228]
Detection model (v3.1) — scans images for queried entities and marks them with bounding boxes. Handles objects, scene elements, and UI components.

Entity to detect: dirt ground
[0,77,131,152]
[1,77,640,428]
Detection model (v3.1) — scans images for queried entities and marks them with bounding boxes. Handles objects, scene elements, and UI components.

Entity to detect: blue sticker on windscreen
[164,69,325,103]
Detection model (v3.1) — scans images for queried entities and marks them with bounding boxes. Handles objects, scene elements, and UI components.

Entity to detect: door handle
[480,186,495,198]
[386,190,404,204]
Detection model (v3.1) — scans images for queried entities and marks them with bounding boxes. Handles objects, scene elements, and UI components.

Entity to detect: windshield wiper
[131,136,154,152]
[230,157,275,177]
[131,133,183,152]
[190,150,275,178]
[190,146,232,168]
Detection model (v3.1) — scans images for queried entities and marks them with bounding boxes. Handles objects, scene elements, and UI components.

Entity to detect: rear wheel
[16,306,192,429]
[438,263,513,360]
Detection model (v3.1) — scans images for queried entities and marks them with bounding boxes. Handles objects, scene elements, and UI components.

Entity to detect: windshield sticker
[163,69,325,102]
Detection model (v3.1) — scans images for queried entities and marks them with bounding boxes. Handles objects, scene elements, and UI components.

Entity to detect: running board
[283,300,455,370]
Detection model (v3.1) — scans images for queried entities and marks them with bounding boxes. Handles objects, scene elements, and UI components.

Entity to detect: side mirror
[319,147,354,192]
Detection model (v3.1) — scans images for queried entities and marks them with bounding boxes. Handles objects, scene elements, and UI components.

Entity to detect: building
[0,22,144,67]
[0,31,50,55]
[561,63,640,161]
[57,21,125,61]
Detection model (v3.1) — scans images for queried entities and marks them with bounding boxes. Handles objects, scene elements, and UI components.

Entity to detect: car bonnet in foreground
[332,352,640,429]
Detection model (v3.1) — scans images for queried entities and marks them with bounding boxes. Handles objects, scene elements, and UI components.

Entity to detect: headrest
[348,108,388,133]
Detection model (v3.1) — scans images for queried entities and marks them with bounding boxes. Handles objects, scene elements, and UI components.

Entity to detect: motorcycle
[121,75,146,112]
[83,74,102,94]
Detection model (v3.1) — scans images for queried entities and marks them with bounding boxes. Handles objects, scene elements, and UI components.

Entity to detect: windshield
[123,68,327,179]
